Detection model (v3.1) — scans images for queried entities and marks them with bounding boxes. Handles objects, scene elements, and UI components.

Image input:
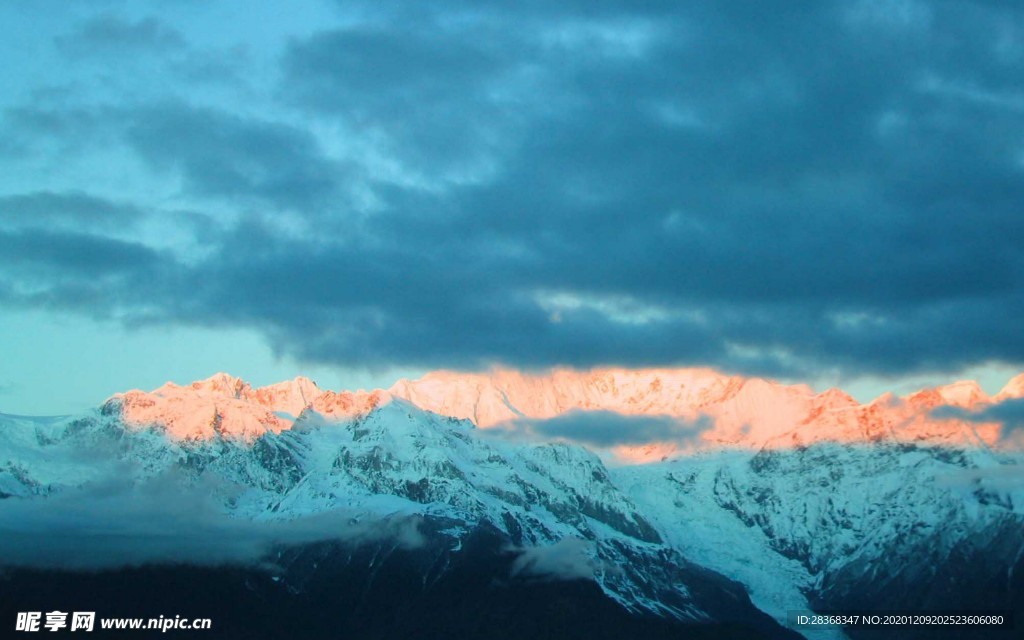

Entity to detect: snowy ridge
[104,368,1022,457]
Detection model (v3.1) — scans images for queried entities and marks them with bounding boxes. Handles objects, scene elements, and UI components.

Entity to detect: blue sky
[1,0,1023,413]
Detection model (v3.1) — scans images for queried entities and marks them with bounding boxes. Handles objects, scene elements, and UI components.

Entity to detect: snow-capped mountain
[110,367,1013,455]
[388,368,1017,452]
[2,368,1023,639]
[0,400,795,638]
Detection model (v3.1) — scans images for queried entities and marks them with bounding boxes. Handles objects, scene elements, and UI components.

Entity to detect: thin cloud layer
[491,411,713,449]
[55,15,185,57]
[509,537,600,582]
[933,397,1024,442]
[0,473,425,570]
[1,1,1023,380]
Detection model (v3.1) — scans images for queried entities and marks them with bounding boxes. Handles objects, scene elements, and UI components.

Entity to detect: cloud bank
[2,1,1024,379]
[490,410,712,450]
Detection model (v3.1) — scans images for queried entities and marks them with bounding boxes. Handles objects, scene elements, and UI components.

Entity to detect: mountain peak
[904,379,989,410]
[936,379,989,407]
[251,376,323,417]
[815,387,858,407]
[996,373,1024,401]
[189,372,251,398]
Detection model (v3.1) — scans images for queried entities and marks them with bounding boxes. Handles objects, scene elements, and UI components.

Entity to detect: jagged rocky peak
[251,376,323,416]
[108,373,319,441]
[904,379,990,409]
[310,389,393,421]
[937,379,990,406]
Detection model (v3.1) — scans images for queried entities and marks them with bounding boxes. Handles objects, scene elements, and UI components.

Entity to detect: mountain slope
[0,400,797,638]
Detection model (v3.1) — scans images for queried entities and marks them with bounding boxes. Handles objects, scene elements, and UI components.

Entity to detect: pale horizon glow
[0,309,421,415]
[2,306,1021,417]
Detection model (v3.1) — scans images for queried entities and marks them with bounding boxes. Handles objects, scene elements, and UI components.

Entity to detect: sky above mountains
[1,1,1023,413]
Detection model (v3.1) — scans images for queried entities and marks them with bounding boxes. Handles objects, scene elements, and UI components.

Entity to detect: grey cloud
[281,23,536,182]
[2,105,118,157]
[0,473,425,570]
[491,411,712,449]
[0,228,175,319]
[262,0,1024,375]
[55,15,185,57]
[0,229,160,275]
[3,101,351,213]
[170,46,254,88]
[284,28,506,111]
[933,398,1024,441]
[0,191,143,230]
[124,104,352,211]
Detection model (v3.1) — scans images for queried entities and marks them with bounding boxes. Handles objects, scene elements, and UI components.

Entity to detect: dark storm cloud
[0,229,159,275]
[0,228,171,316]
[281,22,529,176]
[124,103,352,211]
[4,0,1024,378]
